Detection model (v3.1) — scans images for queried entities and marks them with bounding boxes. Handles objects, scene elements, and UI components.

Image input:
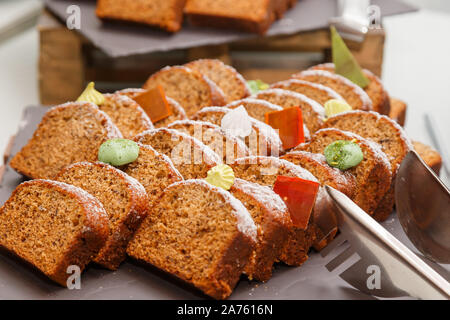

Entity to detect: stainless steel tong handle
[325,186,450,300]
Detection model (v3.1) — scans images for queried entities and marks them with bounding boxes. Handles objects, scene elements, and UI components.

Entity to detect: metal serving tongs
[318,151,450,299]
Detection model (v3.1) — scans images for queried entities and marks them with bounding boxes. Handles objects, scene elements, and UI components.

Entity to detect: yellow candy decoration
[324,99,352,118]
[76,82,105,105]
[205,164,235,191]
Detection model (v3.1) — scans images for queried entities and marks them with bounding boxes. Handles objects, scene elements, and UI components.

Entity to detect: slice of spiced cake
[230,178,291,281]
[0,180,109,286]
[127,179,257,299]
[55,162,149,270]
[230,156,323,266]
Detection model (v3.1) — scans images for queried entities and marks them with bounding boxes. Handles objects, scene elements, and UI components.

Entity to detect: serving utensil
[396,150,450,263]
[321,185,450,299]
[424,113,450,177]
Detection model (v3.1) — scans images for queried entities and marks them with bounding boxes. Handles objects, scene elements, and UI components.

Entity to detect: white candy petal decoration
[221,105,252,138]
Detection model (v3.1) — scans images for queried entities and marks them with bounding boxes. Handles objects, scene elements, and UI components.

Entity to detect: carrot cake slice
[310,63,390,115]
[127,179,257,300]
[254,88,325,133]
[230,156,322,266]
[230,178,291,281]
[185,59,250,103]
[270,79,344,106]
[96,0,187,33]
[142,66,226,117]
[322,110,413,220]
[55,162,149,270]
[0,179,109,286]
[295,128,392,217]
[192,107,283,157]
[116,88,188,128]
[99,93,153,139]
[291,70,373,111]
[167,120,249,163]
[9,102,122,180]
[134,128,220,179]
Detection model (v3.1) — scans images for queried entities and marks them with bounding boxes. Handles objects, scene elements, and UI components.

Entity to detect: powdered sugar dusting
[168,119,219,131]
[296,70,373,110]
[196,106,231,115]
[234,156,319,183]
[232,178,288,220]
[270,79,344,102]
[254,88,325,118]
[115,88,145,98]
[227,98,283,112]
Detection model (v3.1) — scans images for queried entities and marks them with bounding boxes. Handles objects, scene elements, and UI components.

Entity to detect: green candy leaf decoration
[324,140,363,171]
[98,139,140,166]
[331,26,370,88]
[247,79,269,95]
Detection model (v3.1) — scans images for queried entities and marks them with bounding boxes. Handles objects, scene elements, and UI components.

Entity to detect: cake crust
[55,161,149,270]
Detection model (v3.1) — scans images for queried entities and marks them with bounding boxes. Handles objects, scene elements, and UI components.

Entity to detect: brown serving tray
[0,106,427,300]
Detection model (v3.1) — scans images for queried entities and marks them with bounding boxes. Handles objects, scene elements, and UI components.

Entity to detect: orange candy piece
[273,175,320,229]
[133,85,172,123]
[265,107,304,149]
